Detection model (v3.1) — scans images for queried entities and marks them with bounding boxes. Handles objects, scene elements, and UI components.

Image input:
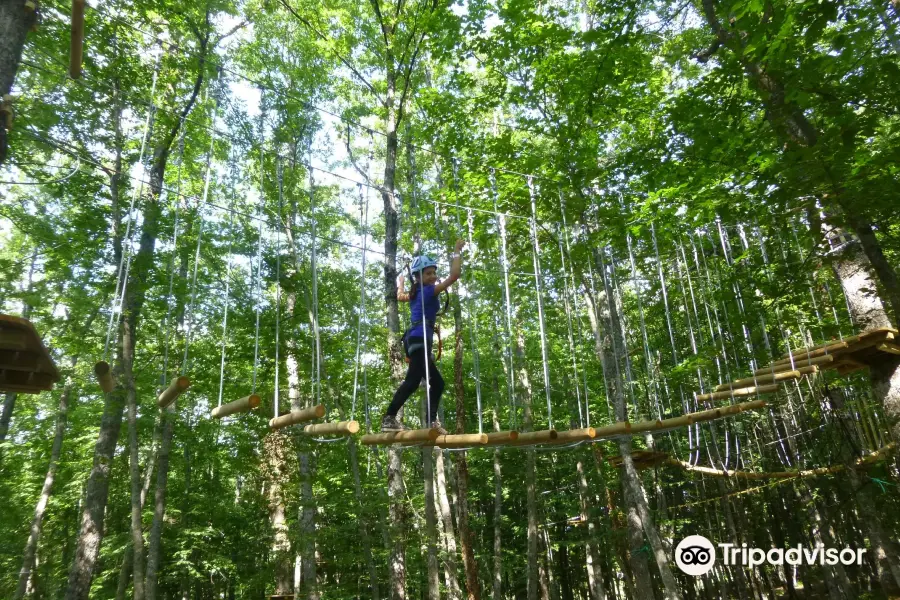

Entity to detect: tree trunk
[576,459,607,600]
[491,379,504,600]
[64,384,126,600]
[0,0,38,166]
[423,446,441,600]
[452,294,481,600]
[350,438,381,600]
[144,405,175,600]
[0,391,15,451]
[264,431,294,595]
[513,330,542,600]
[435,448,463,600]
[15,382,73,599]
[299,450,318,599]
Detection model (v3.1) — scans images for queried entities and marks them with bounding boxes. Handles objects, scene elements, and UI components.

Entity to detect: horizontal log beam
[212,395,261,419]
[713,370,801,392]
[268,404,325,430]
[696,384,779,402]
[157,376,190,408]
[754,354,834,376]
[94,361,117,393]
[361,428,441,445]
[303,420,360,436]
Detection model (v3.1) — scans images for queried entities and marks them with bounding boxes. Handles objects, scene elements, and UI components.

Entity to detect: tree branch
[278,0,385,104]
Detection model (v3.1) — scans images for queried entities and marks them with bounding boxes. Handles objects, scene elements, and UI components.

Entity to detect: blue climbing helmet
[410,255,438,276]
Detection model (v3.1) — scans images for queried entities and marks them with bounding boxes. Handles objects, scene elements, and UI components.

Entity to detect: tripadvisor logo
[674,535,867,576]
[675,535,716,576]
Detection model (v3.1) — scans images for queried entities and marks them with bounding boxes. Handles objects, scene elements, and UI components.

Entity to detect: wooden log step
[157,376,191,408]
[303,420,360,436]
[269,404,325,430]
[772,342,849,367]
[94,361,116,393]
[754,354,834,375]
[361,428,441,445]
[594,400,768,441]
[212,394,261,419]
[696,384,779,402]
[713,370,800,392]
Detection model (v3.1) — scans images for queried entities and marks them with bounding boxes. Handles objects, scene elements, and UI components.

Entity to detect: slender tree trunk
[350,438,381,600]
[423,446,441,600]
[15,382,74,599]
[576,459,607,600]
[299,450,318,599]
[116,546,134,600]
[491,379,504,600]
[0,391,15,449]
[145,405,175,600]
[0,0,38,166]
[452,294,481,600]
[435,448,463,600]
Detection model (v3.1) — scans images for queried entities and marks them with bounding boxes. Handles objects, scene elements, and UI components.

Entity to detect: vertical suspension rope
[491,170,517,430]
[161,119,187,386]
[351,183,369,422]
[216,156,238,408]
[181,116,217,376]
[556,187,583,428]
[308,160,322,409]
[466,209,484,435]
[104,48,161,360]
[527,177,553,430]
[252,111,265,394]
[274,156,284,418]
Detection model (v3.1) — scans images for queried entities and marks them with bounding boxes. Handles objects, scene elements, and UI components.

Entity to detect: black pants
[386,341,444,421]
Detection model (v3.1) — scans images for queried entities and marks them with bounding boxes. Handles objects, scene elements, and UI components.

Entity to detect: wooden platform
[0,314,60,394]
[707,328,899,397]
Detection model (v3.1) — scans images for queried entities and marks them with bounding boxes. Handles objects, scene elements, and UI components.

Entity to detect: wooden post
[93,361,116,393]
[713,370,801,392]
[361,428,441,445]
[211,394,261,419]
[303,420,360,436]
[695,383,779,402]
[268,404,325,430]
[156,376,190,408]
[69,0,86,79]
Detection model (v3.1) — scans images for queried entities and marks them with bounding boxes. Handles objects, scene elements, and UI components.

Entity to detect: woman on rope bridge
[381,239,466,435]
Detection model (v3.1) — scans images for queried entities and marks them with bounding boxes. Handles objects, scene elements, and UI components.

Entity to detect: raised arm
[434,239,465,295]
[397,273,411,302]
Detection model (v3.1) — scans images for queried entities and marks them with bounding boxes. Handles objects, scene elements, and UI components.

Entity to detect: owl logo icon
[675,535,716,576]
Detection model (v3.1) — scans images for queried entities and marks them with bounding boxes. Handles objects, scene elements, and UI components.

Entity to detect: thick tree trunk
[0,0,38,166]
[264,431,294,594]
[64,384,126,600]
[15,382,73,599]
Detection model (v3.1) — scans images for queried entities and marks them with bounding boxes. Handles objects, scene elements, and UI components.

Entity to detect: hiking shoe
[430,420,449,436]
[381,415,407,432]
